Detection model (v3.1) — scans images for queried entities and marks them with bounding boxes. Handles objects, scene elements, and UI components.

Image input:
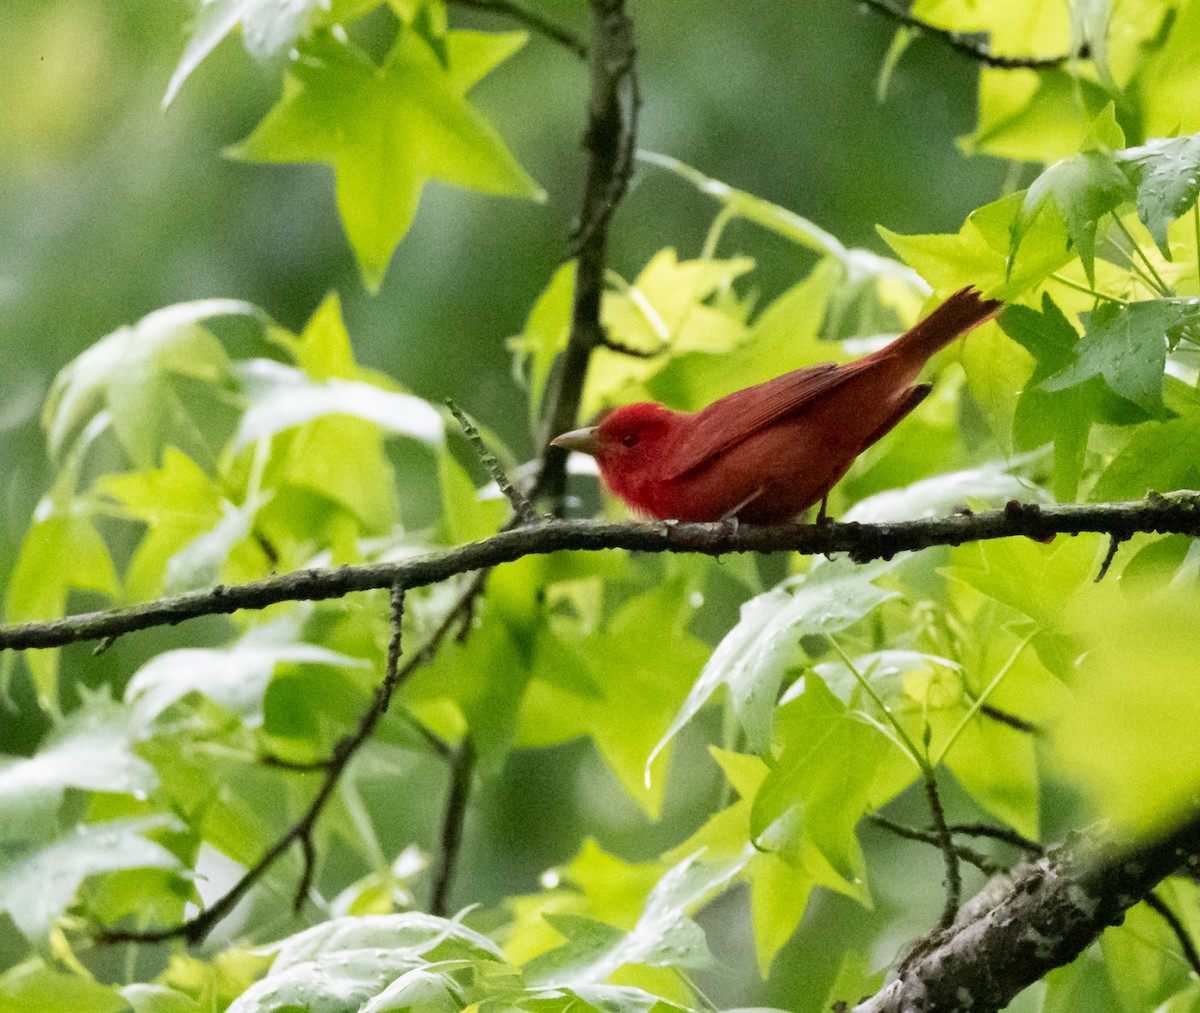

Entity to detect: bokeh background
[0,0,1016,1003]
[0,0,1006,572]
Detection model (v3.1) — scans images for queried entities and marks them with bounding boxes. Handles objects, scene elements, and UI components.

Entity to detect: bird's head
[550,402,679,499]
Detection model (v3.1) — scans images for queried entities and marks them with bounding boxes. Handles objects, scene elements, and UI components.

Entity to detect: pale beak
[550,426,602,456]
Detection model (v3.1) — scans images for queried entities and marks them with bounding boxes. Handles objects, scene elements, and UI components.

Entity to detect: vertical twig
[925,771,961,929]
[430,738,476,916]
[533,0,639,510]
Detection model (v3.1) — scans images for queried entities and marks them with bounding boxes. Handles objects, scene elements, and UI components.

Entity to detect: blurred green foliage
[3,0,1200,1011]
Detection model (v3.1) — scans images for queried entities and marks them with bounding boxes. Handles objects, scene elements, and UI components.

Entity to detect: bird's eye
[620,432,639,448]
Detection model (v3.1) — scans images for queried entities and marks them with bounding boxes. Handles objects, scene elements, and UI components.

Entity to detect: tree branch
[6,494,1200,653]
[852,811,1200,1012]
[97,584,412,945]
[430,738,476,917]
[533,0,638,509]
[855,0,1076,70]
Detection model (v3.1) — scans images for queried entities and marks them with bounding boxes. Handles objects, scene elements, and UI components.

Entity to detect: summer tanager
[550,286,1002,523]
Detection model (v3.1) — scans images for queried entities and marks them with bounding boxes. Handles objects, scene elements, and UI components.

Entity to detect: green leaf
[0,816,182,944]
[120,983,204,1013]
[1052,583,1200,837]
[583,250,754,418]
[0,960,128,1013]
[233,361,444,450]
[522,985,690,1013]
[665,749,817,976]
[968,69,1115,164]
[164,0,328,107]
[752,676,895,895]
[1010,148,1133,286]
[880,191,1072,299]
[232,28,542,291]
[1091,402,1200,500]
[521,579,710,816]
[1116,133,1200,257]
[5,506,121,704]
[649,560,898,766]
[125,622,367,730]
[266,912,506,968]
[1041,300,1200,418]
[225,948,429,1013]
[43,300,251,467]
[98,448,228,601]
[0,696,157,846]
[1000,294,1099,500]
[524,852,740,985]
[507,262,575,432]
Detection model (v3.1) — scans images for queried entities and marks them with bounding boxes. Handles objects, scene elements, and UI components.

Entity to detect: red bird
[551,287,1002,524]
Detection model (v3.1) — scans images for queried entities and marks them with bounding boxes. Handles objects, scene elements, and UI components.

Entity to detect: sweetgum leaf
[1041,300,1200,418]
[1116,133,1200,257]
[232,28,542,291]
[1010,150,1133,287]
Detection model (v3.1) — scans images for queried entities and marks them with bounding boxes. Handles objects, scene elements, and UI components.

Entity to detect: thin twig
[856,0,1074,70]
[430,738,476,916]
[446,399,540,525]
[96,584,411,945]
[868,814,1004,875]
[533,0,638,510]
[947,822,1043,854]
[5,495,1200,652]
[1146,890,1200,978]
[924,770,961,929]
[1094,532,1125,582]
[599,334,670,358]
[979,704,1038,734]
[449,0,588,59]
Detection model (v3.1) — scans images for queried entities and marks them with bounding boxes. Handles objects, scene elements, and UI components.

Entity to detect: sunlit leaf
[232,28,542,291]
[125,623,367,731]
[0,960,128,1013]
[1041,300,1200,418]
[1052,583,1200,837]
[1116,133,1200,257]
[165,0,328,107]
[524,852,740,986]
[649,560,898,768]
[43,300,253,467]
[0,816,182,944]
[0,695,156,847]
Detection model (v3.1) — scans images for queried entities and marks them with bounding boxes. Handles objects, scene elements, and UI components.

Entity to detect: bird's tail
[887,286,1003,363]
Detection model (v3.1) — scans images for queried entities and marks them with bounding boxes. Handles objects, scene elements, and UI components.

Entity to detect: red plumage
[552,287,1002,523]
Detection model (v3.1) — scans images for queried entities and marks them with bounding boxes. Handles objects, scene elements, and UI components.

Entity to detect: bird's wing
[662,361,859,480]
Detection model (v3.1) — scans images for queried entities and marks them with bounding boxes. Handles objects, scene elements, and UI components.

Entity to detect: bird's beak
[550,426,602,457]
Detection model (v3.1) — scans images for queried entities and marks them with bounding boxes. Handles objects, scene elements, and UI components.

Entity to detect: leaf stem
[932,629,1037,766]
[829,635,926,772]
[1049,273,1127,305]
[1113,215,1171,296]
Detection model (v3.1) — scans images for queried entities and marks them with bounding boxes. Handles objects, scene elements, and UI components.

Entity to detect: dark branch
[868,814,1004,876]
[430,738,476,917]
[6,494,1200,653]
[979,704,1038,734]
[446,399,540,526]
[533,0,638,509]
[948,822,1043,854]
[1094,531,1125,582]
[97,584,412,945]
[856,0,1074,70]
[924,771,961,929]
[853,811,1200,1012]
[599,333,670,358]
[1145,890,1200,978]
[449,0,588,59]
